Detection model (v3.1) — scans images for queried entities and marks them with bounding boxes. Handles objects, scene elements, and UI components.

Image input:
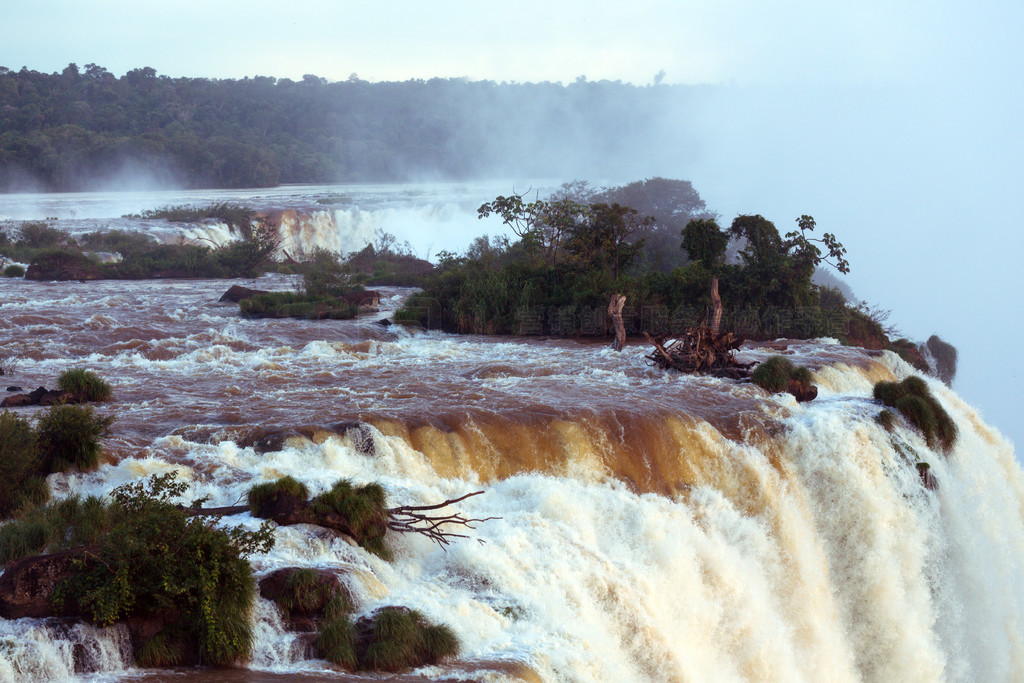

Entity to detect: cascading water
[0,185,1021,682]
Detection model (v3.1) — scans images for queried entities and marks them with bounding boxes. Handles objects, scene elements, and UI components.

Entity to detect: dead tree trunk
[710,277,722,337]
[609,294,627,352]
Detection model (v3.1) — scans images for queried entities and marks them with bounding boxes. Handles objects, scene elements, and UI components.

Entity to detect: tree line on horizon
[0,63,701,192]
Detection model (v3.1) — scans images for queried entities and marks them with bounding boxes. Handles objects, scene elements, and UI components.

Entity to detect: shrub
[751,356,797,393]
[873,377,957,452]
[311,480,390,560]
[16,221,69,249]
[3,264,24,277]
[0,411,41,517]
[35,404,115,472]
[358,607,459,672]
[247,476,309,517]
[239,292,357,320]
[57,368,113,402]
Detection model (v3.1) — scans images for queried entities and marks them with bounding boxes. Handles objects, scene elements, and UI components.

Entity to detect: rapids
[0,186,1022,682]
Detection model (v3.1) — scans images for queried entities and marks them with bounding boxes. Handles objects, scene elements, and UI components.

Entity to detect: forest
[0,64,695,191]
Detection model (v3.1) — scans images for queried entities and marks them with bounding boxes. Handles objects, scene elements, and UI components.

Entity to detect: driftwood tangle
[644,276,752,379]
[644,328,752,379]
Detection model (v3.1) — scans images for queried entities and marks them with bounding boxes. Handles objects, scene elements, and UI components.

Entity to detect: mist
[641,81,1023,453]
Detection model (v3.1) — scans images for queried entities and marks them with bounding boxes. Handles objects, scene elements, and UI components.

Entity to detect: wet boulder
[0,548,88,619]
[219,284,270,302]
[0,393,33,408]
[787,377,818,402]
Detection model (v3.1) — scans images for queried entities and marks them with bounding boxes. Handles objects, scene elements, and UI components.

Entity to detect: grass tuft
[751,355,815,394]
[247,476,310,517]
[35,404,115,472]
[874,377,957,452]
[310,480,390,560]
[134,632,186,668]
[358,607,460,672]
[57,368,113,402]
[315,615,358,669]
[3,264,25,277]
[0,411,42,517]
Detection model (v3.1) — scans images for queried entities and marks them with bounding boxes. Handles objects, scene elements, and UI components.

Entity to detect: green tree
[681,218,728,270]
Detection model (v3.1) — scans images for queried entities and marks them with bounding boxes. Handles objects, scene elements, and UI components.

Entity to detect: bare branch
[386,491,500,549]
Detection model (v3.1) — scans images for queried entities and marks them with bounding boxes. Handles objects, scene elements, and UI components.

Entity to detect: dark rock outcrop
[0,547,90,619]
[219,285,270,302]
[1,386,73,408]
[341,290,381,310]
[0,393,33,408]
[787,378,818,402]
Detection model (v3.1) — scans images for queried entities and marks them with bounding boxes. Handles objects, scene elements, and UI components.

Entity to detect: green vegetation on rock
[357,607,460,672]
[48,474,275,666]
[57,368,113,402]
[874,376,957,452]
[751,356,812,394]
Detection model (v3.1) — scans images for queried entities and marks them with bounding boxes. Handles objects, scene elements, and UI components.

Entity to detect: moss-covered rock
[874,377,957,452]
[751,356,817,402]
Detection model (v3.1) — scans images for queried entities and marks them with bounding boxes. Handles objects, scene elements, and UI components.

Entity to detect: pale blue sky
[1,1,1022,450]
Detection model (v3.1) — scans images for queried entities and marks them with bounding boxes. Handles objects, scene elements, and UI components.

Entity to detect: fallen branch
[386,491,500,549]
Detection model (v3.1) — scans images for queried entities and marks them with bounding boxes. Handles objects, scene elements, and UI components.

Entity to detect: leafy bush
[53,474,275,666]
[874,377,957,452]
[2,264,24,277]
[35,404,115,472]
[57,368,113,402]
[357,607,459,672]
[311,480,390,560]
[16,222,69,248]
[247,476,309,517]
[26,248,102,279]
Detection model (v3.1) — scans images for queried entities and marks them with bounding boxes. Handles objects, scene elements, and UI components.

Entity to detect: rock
[0,393,32,408]
[917,462,938,491]
[28,386,48,403]
[39,390,70,406]
[6,386,22,392]
[376,318,392,327]
[219,285,269,302]
[787,378,818,402]
[341,290,381,311]
[0,547,90,619]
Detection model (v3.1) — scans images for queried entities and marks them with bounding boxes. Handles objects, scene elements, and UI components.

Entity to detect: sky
[1,1,1022,451]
